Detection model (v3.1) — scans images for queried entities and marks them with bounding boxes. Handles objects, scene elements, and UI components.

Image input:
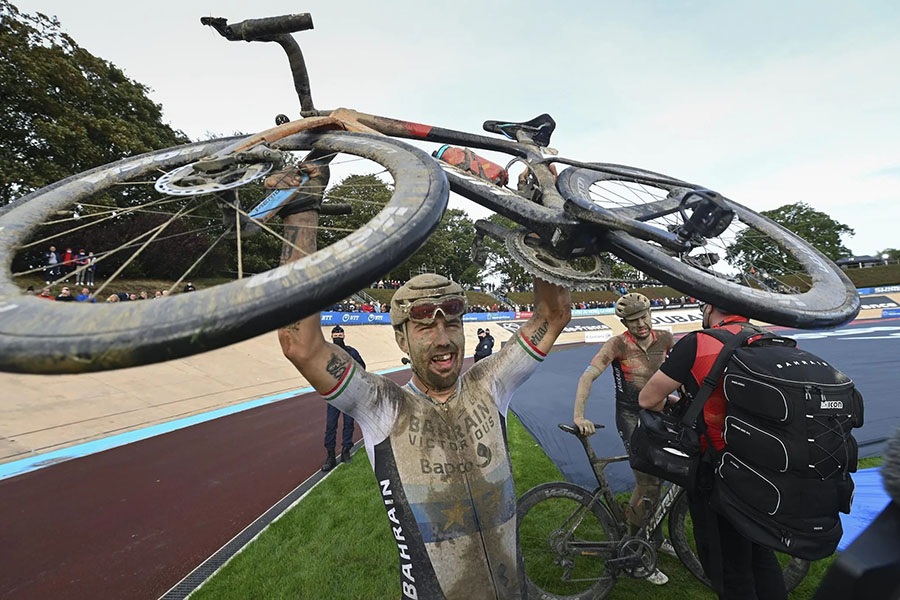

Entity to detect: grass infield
[191,414,882,599]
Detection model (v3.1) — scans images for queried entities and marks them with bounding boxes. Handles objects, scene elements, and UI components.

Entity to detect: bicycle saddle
[483,114,556,147]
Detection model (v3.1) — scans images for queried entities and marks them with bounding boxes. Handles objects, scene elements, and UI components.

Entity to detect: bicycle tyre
[517,482,620,600]
[0,131,448,374]
[557,166,859,329]
[667,489,810,592]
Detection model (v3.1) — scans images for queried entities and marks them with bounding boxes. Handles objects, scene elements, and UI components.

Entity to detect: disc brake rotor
[505,229,613,291]
[154,161,273,196]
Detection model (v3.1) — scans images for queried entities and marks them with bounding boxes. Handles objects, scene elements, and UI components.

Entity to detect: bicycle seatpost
[201,15,317,113]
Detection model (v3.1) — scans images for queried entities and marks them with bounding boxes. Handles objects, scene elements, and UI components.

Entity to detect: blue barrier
[462,311,517,322]
[883,308,900,318]
[320,312,391,325]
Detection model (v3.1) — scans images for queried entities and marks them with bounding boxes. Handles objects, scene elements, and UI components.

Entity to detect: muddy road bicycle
[0,13,859,374]
[517,423,810,599]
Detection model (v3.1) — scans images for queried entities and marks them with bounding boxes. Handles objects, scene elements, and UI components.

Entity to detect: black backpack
[698,327,864,561]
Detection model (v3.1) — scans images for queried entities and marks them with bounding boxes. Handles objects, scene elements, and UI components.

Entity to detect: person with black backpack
[639,301,862,599]
[639,303,787,600]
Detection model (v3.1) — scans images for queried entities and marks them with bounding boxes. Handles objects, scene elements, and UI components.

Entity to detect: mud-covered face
[398,314,465,393]
[622,311,652,339]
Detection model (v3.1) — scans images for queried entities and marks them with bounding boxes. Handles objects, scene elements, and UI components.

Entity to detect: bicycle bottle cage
[676,189,734,241]
[483,114,556,147]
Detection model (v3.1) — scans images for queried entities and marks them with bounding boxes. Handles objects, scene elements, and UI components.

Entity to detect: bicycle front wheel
[517,482,620,600]
[0,131,448,374]
[557,166,859,329]
[667,489,811,592]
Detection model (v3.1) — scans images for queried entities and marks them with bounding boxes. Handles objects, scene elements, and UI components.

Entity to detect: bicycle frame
[202,14,706,258]
[570,423,682,543]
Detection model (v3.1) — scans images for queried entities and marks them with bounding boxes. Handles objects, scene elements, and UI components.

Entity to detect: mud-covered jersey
[592,329,674,411]
[324,331,547,600]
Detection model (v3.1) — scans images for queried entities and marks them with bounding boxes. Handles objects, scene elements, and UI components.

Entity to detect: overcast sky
[15,0,900,256]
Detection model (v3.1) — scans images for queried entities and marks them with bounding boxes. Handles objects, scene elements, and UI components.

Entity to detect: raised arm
[276,211,354,395]
[516,277,572,356]
[573,341,616,436]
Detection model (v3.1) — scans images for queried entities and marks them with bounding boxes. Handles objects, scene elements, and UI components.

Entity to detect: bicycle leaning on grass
[0,12,860,374]
[516,423,810,599]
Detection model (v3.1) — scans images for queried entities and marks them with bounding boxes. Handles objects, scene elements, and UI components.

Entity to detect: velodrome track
[1,308,898,598]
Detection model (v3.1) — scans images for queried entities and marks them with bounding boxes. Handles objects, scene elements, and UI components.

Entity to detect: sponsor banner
[860,295,900,310]
[321,312,391,325]
[857,287,875,296]
[875,285,900,294]
[562,318,611,333]
[650,310,703,326]
[572,308,615,317]
[501,318,611,336]
[883,308,900,318]
[462,311,516,322]
[652,302,701,311]
[498,321,522,333]
[585,330,613,343]
[515,311,534,320]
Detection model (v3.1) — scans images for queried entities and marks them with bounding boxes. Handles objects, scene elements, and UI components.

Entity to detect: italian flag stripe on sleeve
[323,362,356,401]
[516,331,547,362]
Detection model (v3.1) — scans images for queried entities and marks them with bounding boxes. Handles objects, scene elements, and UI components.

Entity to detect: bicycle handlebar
[558,423,604,436]
[201,14,314,42]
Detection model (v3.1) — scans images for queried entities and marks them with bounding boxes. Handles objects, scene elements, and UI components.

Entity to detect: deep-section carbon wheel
[557,165,859,328]
[0,131,447,373]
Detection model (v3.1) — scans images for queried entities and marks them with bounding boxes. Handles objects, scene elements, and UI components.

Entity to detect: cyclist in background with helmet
[276,203,571,599]
[572,292,675,585]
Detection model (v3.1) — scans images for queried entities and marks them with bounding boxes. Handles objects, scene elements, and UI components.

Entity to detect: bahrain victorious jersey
[324,331,546,599]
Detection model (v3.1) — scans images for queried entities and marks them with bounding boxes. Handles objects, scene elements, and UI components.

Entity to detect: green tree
[727,202,854,276]
[877,248,899,261]
[387,208,478,285]
[0,1,188,205]
[481,214,532,290]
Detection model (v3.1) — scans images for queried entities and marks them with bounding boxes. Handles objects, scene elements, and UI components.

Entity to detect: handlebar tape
[203,14,313,41]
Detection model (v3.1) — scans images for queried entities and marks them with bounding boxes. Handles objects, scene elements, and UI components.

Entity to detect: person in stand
[76,287,94,302]
[74,249,89,286]
[61,247,75,281]
[38,287,54,300]
[321,325,366,471]
[183,282,196,292]
[55,286,76,302]
[639,303,787,600]
[85,252,97,287]
[44,245,59,284]
[474,328,493,362]
[573,292,675,585]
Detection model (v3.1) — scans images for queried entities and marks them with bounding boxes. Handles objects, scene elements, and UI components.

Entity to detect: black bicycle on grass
[517,423,810,599]
[0,13,859,374]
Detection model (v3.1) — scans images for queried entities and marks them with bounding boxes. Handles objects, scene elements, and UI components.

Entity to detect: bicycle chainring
[505,229,613,291]
[155,161,273,196]
[616,537,657,579]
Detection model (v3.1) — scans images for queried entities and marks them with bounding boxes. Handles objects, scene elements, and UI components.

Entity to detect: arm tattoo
[280,225,302,265]
[325,352,350,380]
[529,320,549,346]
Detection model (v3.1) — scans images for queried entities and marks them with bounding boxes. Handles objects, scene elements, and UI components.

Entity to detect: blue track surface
[510,319,900,493]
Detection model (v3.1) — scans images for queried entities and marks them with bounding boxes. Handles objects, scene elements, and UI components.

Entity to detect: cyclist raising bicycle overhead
[276,178,571,599]
[572,292,675,585]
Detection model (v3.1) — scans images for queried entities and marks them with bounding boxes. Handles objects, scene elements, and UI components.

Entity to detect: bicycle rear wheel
[667,489,810,592]
[517,482,620,600]
[0,131,447,374]
[557,166,859,329]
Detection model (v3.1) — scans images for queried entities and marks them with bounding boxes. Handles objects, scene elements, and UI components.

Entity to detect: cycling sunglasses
[406,296,467,324]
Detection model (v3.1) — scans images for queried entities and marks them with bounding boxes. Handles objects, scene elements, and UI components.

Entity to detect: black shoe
[341,446,352,464]
[321,448,337,472]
